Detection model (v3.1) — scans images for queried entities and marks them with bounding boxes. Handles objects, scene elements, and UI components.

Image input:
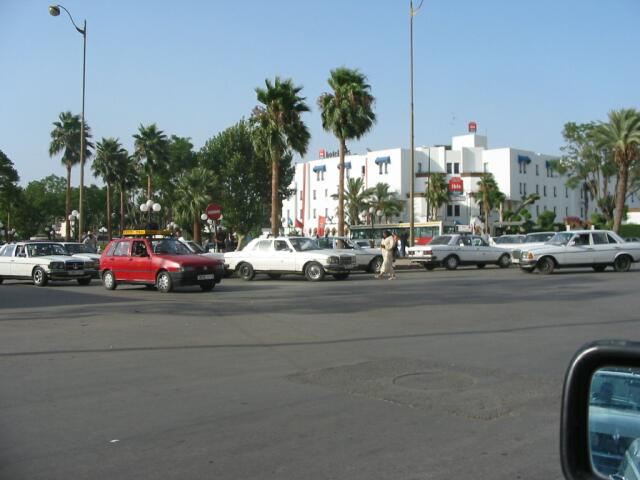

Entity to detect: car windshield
[27,243,68,257]
[152,239,192,255]
[495,236,524,244]
[186,241,205,254]
[548,232,574,245]
[289,238,320,252]
[64,243,96,254]
[525,233,555,243]
[429,236,452,246]
[590,370,640,412]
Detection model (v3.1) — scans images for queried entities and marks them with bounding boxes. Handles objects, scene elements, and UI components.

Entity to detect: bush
[620,224,640,238]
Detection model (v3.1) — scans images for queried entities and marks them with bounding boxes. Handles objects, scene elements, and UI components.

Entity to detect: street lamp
[409,0,425,247]
[68,210,79,240]
[50,4,87,244]
[139,200,161,226]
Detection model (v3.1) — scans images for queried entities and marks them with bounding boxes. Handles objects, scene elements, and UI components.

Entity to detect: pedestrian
[216,227,226,253]
[376,230,396,280]
[392,232,400,263]
[400,231,409,257]
[82,231,98,252]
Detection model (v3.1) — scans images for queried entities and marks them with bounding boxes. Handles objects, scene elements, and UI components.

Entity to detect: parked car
[0,241,93,286]
[626,237,640,243]
[57,241,101,278]
[406,234,511,270]
[495,231,556,264]
[180,239,230,277]
[224,236,357,281]
[100,235,225,292]
[316,236,382,273]
[519,230,640,274]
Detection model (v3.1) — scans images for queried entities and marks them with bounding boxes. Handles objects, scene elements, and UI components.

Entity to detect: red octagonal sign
[206,203,222,220]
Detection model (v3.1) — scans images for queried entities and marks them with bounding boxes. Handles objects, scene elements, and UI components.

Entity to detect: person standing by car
[399,231,409,257]
[376,230,396,280]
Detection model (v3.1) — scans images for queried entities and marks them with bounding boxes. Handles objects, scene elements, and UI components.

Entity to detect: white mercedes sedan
[519,230,640,274]
[224,237,357,281]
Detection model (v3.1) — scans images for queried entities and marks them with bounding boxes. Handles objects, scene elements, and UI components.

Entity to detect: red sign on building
[468,121,477,133]
[448,177,464,195]
[319,148,326,159]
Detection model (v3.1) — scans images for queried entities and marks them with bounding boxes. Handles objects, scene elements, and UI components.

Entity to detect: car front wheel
[613,255,632,273]
[444,256,459,270]
[368,256,383,273]
[32,267,48,287]
[537,257,555,275]
[497,254,511,268]
[237,263,255,281]
[156,271,173,293]
[304,262,325,282]
[102,270,117,290]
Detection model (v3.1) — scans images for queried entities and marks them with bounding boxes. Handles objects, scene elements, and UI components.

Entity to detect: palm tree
[331,177,373,226]
[318,67,376,237]
[425,173,448,220]
[251,77,310,236]
[133,123,169,199]
[173,166,215,244]
[93,138,128,240]
[49,111,93,241]
[369,182,404,223]
[593,109,640,233]
[113,155,138,236]
[470,173,504,234]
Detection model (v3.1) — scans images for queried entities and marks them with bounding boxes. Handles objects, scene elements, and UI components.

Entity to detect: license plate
[68,270,84,276]
[197,274,215,280]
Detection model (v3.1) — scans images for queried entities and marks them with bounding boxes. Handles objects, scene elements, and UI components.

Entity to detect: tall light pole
[409,0,425,247]
[49,4,87,243]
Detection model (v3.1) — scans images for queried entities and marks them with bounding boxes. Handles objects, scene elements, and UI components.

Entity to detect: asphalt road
[1,266,640,479]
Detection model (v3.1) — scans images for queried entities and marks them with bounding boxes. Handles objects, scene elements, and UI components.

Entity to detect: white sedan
[224,237,357,281]
[316,236,383,273]
[519,230,640,274]
[0,241,93,286]
[493,232,555,264]
[407,234,512,270]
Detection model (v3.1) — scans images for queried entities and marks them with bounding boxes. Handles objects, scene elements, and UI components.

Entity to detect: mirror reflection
[589,367,640,479]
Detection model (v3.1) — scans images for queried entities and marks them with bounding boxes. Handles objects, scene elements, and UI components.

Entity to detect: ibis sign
[448,177,464,196]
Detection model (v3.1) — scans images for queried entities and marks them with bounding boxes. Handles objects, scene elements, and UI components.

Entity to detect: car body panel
[407,234,511,269]
[316,237,381,271]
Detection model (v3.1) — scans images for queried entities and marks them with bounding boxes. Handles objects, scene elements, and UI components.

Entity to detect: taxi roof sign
[122,229,172,237]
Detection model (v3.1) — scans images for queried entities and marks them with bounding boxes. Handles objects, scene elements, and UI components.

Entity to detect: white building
[282,127,640,234]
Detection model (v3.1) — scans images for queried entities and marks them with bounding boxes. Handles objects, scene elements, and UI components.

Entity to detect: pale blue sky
[1,0,639,185]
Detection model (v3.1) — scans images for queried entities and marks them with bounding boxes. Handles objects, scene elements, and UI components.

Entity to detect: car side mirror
[560,340,640,480]
[568,240,576,247]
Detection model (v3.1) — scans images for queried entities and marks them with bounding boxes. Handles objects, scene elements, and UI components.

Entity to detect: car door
[470,236,492,262]
[0,244,17,276]
[458,236,478,262]
[272,240,296,271]
[250,240,273,271]
[591,232,615,264]
[107,241,132,280]
[561,233,594,266]
[129,240,153,281]
[13,245,33,277]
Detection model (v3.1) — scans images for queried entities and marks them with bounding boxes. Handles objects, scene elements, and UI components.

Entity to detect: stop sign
[206,203,222,220]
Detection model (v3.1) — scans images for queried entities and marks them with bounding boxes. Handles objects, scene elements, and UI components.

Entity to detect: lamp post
[409,0,425,247]
[68,210,79,240]
[50,5,87,244]
[139,199,161,227]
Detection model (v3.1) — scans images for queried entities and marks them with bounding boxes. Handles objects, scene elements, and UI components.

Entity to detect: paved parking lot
[1,266,639,479]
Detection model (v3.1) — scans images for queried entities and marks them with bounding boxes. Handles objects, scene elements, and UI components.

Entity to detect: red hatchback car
[100,234,224,292]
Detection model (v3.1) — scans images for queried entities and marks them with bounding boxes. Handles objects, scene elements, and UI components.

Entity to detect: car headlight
[181,265,195,272]
[49,261,65,270]
[527,252,534,260]
[327,256,339,265]
[86,261,99,269]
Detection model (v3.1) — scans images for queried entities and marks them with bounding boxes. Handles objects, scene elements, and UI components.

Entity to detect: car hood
[71,253,101,261]
[155,254,223,265]
[29,255,79,263]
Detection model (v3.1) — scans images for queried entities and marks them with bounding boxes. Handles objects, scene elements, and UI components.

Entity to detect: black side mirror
[560,340,640,479]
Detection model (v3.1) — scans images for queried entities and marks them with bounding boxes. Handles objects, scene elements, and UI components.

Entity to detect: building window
[553,186,557,197]
[536,205,540,216]
[379,163,383,174]
[523,183,527,195]
[361,165,366,176]
[384,163,388,174]
[316,172,320,181]
[325,189,328,198]
[483,162,488,172]
[553,206,557,214]
[446,163,452,174]
[300,190,303,200]
[519,183,522,195]
[565,206,569,217]
[313,208,316,219]
[519,163,522,174]
[446,204,461,217]
[580,207,584,218]
[536,184,539,194]
[544,205,548,211]
[543,185,547,197]
[313,190,316,200]
[565,187,568,198]
[453,163,460,174]
[417,162,422,173]
[536,164,539,176]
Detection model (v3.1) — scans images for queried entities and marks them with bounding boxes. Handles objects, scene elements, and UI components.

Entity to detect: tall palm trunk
[106,183,112,240]
[65,163,71,241]
[271,153,279,237]
[120,188,125,236]
[612,163,629,233]
[147,175,152,200]
[193,216,201,244]
[338,138,346,237]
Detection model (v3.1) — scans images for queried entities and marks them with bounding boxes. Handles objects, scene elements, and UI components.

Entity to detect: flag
[295,218,304,228]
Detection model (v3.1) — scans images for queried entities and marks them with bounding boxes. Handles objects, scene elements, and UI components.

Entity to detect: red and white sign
[206,203,222,220]
[319,148,326,159]
[448,177,464,195]
[468,121,477,133]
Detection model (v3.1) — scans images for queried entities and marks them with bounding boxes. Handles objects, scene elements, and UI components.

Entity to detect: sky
[1,0,639,186]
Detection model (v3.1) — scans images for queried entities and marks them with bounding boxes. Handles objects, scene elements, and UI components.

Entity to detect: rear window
[430,236,452,246]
